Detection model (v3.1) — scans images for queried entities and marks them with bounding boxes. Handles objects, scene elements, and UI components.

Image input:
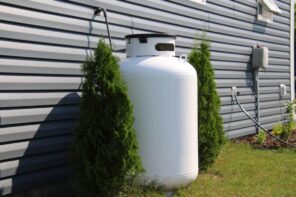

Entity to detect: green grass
[12,142,296,197]
[175,143,296,197]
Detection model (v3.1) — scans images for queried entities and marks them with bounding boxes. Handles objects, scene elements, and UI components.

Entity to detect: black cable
[94,8,112,49]
[234,94,296,148]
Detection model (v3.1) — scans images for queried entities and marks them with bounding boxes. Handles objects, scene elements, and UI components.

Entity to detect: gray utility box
[252,47,269,69]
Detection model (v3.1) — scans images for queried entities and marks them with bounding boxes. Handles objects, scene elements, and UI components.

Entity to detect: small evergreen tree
[189,35,225,170]
[71,39,142,196]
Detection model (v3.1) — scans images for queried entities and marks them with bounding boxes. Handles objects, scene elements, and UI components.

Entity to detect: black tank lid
[125,33,176,39]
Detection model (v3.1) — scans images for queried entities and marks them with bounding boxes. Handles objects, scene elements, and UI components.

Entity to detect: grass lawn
[175,142,296,197]
[13,142,296,197]
[131,142,296,197]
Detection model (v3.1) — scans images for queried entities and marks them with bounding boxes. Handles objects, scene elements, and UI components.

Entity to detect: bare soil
[233,130,296,149]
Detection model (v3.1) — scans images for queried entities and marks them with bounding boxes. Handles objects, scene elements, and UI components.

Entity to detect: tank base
[139,171,198,191]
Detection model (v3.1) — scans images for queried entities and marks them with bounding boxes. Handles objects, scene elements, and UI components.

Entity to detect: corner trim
[290,0,295,101]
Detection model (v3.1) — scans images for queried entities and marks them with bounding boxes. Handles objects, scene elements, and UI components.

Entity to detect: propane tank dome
[125,33,176,57]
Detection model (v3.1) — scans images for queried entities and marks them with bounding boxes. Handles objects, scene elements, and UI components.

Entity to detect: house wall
[0,0,292,195]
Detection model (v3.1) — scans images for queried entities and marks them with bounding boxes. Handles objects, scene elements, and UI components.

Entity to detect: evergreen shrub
[189,35,225,170]
[71,39,142,196]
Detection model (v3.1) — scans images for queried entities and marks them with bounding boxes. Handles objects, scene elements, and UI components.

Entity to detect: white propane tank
[120,33,198,190]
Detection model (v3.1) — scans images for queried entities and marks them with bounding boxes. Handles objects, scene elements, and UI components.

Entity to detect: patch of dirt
[233,130,296,149]
[206,171,223,180]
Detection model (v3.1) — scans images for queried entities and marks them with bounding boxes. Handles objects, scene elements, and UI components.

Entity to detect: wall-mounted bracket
[94,8,107,17]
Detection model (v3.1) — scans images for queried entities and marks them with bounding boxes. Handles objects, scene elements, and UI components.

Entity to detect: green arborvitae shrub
[189,35,225,170]
[71,39,142,196]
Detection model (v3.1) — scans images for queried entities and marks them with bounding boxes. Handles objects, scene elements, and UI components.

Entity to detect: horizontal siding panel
[0,92,80,108]
[177,46,288,60]
[181,33,289,52]
[0,106,79,125]
[0,151,68,178]
[223,107,286,123]
[0,39,288,64]
[0,40,90,61]
[0,0,135,27]
[203,33,289,51]
[0,58,82,75]
[221,103,256,114]
[210,52,251,62]
[177,37,252,54]
[131,15,289,45]
[0,136,72,161]
[0,166,71,195]
[279,0,290,4]
[208,22,289,42]
[263,65,290,72]
[226,126,256,139]
[126,0,289,29]
[221,95,255,105]
[1,39,288,68]
[212,61,251,71]
[1,24,287,59]
[224,114,286,132]
[269,58,290,65]
[216,79,253,88]
[223,111,256,123]
[215,71,253,79]
[220,100,287,114]
[274,1,290,11]
[259,86,290,94]
[208,14,288,38]
[0,22,128,52]
[221,94,290,105]
[0,75,82,90]
[64,0,291,45]
[260,93,290,102]
[1,26,287,61]
[225,121,278,138]
[260,100,289,109]
[218,86,290,97]
[260,79,290,87]
[0,120,76,143]
[0,22,100,49]
[218,87,253,96]
[269,51,290,58]
[0,0,93,18]
[0,4,133,37]
[224,120,256,132]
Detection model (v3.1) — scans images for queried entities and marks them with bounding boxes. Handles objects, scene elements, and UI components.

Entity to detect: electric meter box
[252,46,269,69]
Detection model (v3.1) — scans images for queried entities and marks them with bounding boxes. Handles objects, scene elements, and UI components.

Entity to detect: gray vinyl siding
[0,0,291,195]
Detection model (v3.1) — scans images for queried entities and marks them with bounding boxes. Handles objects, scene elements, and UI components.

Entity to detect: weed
[256,131,267,144]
